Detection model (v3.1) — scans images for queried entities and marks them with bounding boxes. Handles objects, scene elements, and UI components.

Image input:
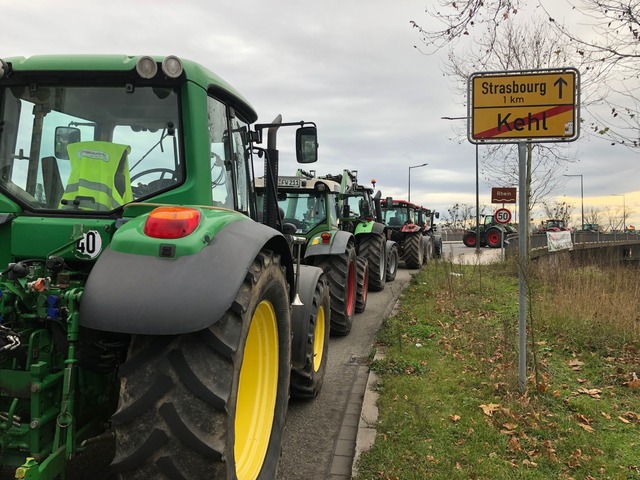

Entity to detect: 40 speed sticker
[75,230,103,259]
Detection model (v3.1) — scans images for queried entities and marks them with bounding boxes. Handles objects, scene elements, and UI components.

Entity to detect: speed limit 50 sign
[494,208,512,225]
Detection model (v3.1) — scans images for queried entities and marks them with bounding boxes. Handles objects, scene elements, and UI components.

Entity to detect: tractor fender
[304,230,353,258]
[79,220,293,335]
[354,221,385,236]
[290,264,324,370]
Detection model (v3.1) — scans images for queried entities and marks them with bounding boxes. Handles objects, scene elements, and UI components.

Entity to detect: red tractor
[381,199,433,269]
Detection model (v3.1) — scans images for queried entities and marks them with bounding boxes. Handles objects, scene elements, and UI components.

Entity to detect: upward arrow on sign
[554,77,567,98]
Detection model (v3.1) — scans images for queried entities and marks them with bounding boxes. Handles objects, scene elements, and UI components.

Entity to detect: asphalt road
[278,267,414,479]
[441,241,504,264]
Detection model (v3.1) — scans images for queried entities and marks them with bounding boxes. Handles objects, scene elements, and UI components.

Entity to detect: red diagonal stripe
[474,104,574,138]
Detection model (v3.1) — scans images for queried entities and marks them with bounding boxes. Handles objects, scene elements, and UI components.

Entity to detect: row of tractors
[0,55,441,479]
[255,169,442,340]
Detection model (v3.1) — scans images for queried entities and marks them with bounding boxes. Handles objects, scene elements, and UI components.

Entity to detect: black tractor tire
[359,234,387,292]
[290,275,330,399]
[433,237,443,258]
[386,244,399,282]
[355,257,369,314]
[403,233,424,269]
[111,250,291,480]
[462,232,477,248]
[315,243,357,336]
[422,236,432,265]
[486,228,502,248]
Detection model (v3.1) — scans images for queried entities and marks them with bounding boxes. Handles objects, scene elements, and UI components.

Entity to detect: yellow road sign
[469,69,579,143]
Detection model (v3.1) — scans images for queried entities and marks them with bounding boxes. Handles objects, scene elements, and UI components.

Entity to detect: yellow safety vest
[61,141,133,211]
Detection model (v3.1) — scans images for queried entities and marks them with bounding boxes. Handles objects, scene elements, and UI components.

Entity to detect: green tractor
[380,199,433,269]
[462,214,517,248]
[0,54,329,479]
[320,170,399,291]
[255,169,365,335]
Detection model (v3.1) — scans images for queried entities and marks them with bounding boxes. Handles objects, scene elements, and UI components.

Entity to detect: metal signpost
[494,208,512,261]
[467,68,580,393]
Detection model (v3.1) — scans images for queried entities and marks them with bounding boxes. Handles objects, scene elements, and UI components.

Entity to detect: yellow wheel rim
[235,300,279,480]
[313,304,326,372]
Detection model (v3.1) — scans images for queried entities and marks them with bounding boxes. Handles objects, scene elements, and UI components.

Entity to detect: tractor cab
[254,170,341,252]
[381,199,419,230]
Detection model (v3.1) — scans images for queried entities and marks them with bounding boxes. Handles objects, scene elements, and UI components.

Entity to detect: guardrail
[505,232,640,264]
[529,231,640,249]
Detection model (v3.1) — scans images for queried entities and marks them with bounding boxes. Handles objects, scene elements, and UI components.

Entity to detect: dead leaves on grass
[575,413,595,433]
[574,387,602,399]
[567,359,584,371]
[479,403,500,416]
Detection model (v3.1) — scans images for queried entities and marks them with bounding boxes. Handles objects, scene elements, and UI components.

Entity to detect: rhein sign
[468,68,580,144]
[491,187,516,204]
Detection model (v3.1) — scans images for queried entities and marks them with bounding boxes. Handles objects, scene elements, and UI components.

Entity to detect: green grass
[354,258,640,480]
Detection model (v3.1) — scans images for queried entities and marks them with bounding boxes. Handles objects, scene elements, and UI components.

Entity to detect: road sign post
[494,208,511,262]
[467,68,580,393]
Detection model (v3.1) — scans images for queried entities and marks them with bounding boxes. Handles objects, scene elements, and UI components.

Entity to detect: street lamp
[611,194,626,231]
[408,163,428,203]
[564,174,584,229]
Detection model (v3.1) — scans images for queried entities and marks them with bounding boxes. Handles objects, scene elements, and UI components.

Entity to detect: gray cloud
[2,0,638,224]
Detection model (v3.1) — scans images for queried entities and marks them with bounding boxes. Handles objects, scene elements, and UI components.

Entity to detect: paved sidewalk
[326,296,402,479]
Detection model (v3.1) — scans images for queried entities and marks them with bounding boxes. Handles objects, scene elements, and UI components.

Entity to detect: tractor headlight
[136,56,158,79]
[162,56,183,78]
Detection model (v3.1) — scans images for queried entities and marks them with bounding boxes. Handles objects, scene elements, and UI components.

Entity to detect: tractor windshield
[383,206,416,226]
[0,84,182,212]
[277,191,334,234]
[383,207,406,226]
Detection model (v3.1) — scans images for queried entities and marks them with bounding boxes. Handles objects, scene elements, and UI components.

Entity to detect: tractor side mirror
[296,126,318,164]
[55,127,81,160]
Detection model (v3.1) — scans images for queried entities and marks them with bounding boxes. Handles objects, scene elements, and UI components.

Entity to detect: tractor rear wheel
[462,232,477,248]
[403,233,423,269]
[316,243,357,335]
[290,275,330,399]
[111,250,291,480]
[386,244,399,282]
[433,237,442,258]
[359,234,386,292]
[422,236,431,265]
[486,228,502,248]
[355,257,369,313]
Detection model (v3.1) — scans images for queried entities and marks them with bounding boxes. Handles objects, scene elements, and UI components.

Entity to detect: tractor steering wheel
[131,168,177,198]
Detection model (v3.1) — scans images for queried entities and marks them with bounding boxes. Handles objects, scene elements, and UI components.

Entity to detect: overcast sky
[3,0,639,228]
